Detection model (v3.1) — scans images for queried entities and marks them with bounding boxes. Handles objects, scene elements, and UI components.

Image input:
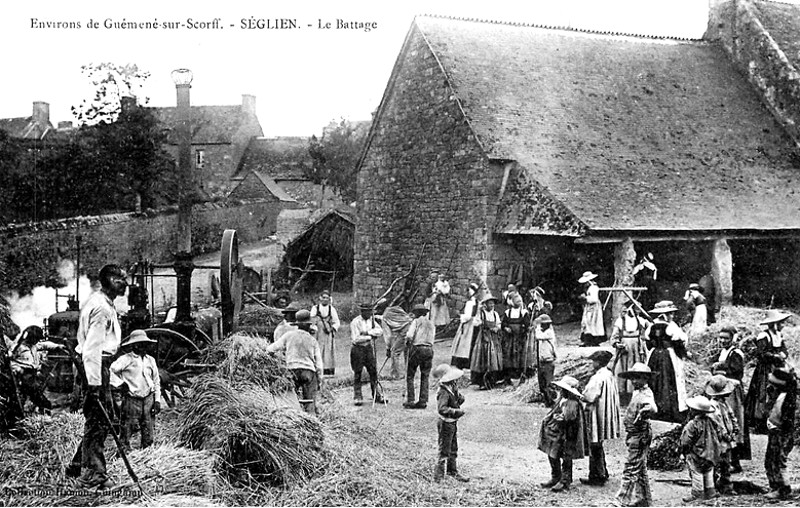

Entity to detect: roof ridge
[415,13,703,42]
[757,0,800,6]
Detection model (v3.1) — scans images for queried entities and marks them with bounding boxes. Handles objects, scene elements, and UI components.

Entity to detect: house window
[195,149,205,169]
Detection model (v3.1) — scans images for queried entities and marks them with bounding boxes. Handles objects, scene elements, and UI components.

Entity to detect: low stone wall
[0,199,282,293]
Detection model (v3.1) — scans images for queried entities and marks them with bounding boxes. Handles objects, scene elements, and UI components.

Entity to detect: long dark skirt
[745,360,773,432]
[647,348,685,423]
[501,323,526,378]
[470,328,503,387]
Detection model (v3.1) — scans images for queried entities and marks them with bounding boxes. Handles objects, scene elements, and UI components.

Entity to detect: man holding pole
[350,303,386,406]
[66,264,126,489]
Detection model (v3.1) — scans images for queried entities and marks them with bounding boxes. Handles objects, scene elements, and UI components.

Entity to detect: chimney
[32,101,50,125]
[120,96,137,114]
[242,94,256,115]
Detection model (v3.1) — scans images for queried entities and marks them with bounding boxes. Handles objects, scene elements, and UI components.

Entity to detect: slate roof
[412,16,800,234]
[236,137,312,179]
[250,171,297,202]
[0,117,53,140]
[155,105,259,145]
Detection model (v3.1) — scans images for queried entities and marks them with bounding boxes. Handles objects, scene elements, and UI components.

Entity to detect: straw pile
[509,355,595,403]
[237,304,283,336]
[8,412,84,483]
[107,444,221,497]
[683,361,713,398]
[647,424,685,471]
[108,494,223,507]
[178,374,326,487]
[203,333,293,393]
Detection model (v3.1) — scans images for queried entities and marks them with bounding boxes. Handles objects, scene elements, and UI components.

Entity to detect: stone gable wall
[354,26,506,308]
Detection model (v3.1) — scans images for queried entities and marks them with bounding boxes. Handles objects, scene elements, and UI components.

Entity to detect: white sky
[0,0,737,137]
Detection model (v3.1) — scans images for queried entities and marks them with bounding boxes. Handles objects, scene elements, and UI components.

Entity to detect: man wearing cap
[578,271,605,347]
[745,309,791,433]
[109,330,161,451]
[273,304,300,344]
[450,282,480,370]
[645,301,688,423]
[615,363,657,507]
[350,303,386,405]
[581,350,620,486]
[309,291,340,376]
[610,301,648,405]
[267,309,324,415]
[527,314,557,407]
[67,264,126,489]
[404,304,436,409]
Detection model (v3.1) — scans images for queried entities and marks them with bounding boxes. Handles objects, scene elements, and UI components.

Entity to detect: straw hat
[121,330,156,348]
[432,364,451,380]
[705,374,734,397]
[551,375,582,398]
[710,362,727,375]
[686,396,715,413]
[411,304,429,316]
[760,309,791,326]
[358,303,374,311]
[618,362,656,380]
[578,271,598,284]
[650,300,679,314]
[481,293,499,305]
[441,367,464,383]
[689,283,701,291]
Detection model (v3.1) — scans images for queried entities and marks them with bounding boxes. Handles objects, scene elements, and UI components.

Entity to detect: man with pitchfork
[350,303,387,406]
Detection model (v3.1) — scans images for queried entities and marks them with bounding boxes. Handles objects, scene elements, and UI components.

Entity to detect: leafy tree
[71,63,151,125]
[307,119,369,204]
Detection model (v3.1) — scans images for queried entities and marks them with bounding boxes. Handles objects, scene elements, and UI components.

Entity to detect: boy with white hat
[109,330,161,451]
[537,375,587,492]
[432,363,469,483]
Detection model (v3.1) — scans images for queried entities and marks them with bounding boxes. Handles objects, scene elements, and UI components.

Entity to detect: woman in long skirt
[645,301,688,423]
[745,309,790,433]
[451,283,480,369]
[469,294,503,389]
[501,293,528,381]
[610,301,648,405]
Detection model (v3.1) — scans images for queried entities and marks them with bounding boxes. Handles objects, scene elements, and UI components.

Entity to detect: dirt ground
[320,316,799,507]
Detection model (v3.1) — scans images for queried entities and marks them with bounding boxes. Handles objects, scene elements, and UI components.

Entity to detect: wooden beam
[575,231,800,244]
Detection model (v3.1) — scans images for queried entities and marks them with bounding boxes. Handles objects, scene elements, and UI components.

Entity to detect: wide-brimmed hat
[481,294,499,305]
[411,304,429,316]
[359,303,374,311]
[468,282,479,293]
[441,367,464,383]
[651,301,679,314]
[689,283,701,291]
[121,330,156,348]
[618,362,656,380]
[588,350,614,365]
[710,362,727,375]
[760,309,791,326]
[705,374,734,397]
[432,363,451,380]
[537,314,553,324]
[551,375,582,398]
[768,367,795,387]
[578,271,598,284]
[686,395,715,413]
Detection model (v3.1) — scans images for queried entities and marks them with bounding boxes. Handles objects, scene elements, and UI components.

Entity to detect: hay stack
[10,412,84,483]
[108,444,221,497]
[178,375,326,487]
[509,354,595,403]
[647,425,684,471]
[203,333,293,393]
[237,305,283,336]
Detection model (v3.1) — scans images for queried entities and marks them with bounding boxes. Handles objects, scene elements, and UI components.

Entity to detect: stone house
[354,0,800,323]
[155,94,263,199]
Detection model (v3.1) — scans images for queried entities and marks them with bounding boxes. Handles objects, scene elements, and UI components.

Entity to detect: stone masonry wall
[708,0,800,146]
[0,199,282,293]
[354,25,504,308]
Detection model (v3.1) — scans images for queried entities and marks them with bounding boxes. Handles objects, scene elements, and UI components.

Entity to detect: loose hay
[647,424,684,471]
[509,354,595,403]
[178,375,326,487]
[203,333,293,392]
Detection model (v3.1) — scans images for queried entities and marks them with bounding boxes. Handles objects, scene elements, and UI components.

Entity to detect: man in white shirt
[67,264,126,489]
[110,330,161,451]
[350,303,386,405]
[404,304,436,409]
[273,305,299,343]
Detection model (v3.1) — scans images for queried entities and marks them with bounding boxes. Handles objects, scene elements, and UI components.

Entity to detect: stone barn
[354,3,800,323]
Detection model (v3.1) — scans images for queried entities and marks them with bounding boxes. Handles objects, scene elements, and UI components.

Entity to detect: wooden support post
[613,238,636,321]
[265,268,273,306]
[711,238,733,308]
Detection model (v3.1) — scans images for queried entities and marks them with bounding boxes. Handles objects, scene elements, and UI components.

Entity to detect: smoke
[3,259,128,334]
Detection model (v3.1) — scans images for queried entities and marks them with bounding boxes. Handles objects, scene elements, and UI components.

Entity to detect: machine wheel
[145,327,203,406]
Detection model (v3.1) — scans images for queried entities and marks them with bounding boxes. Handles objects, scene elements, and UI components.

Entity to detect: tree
[306,119,369,205]
[71,63,151,125]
